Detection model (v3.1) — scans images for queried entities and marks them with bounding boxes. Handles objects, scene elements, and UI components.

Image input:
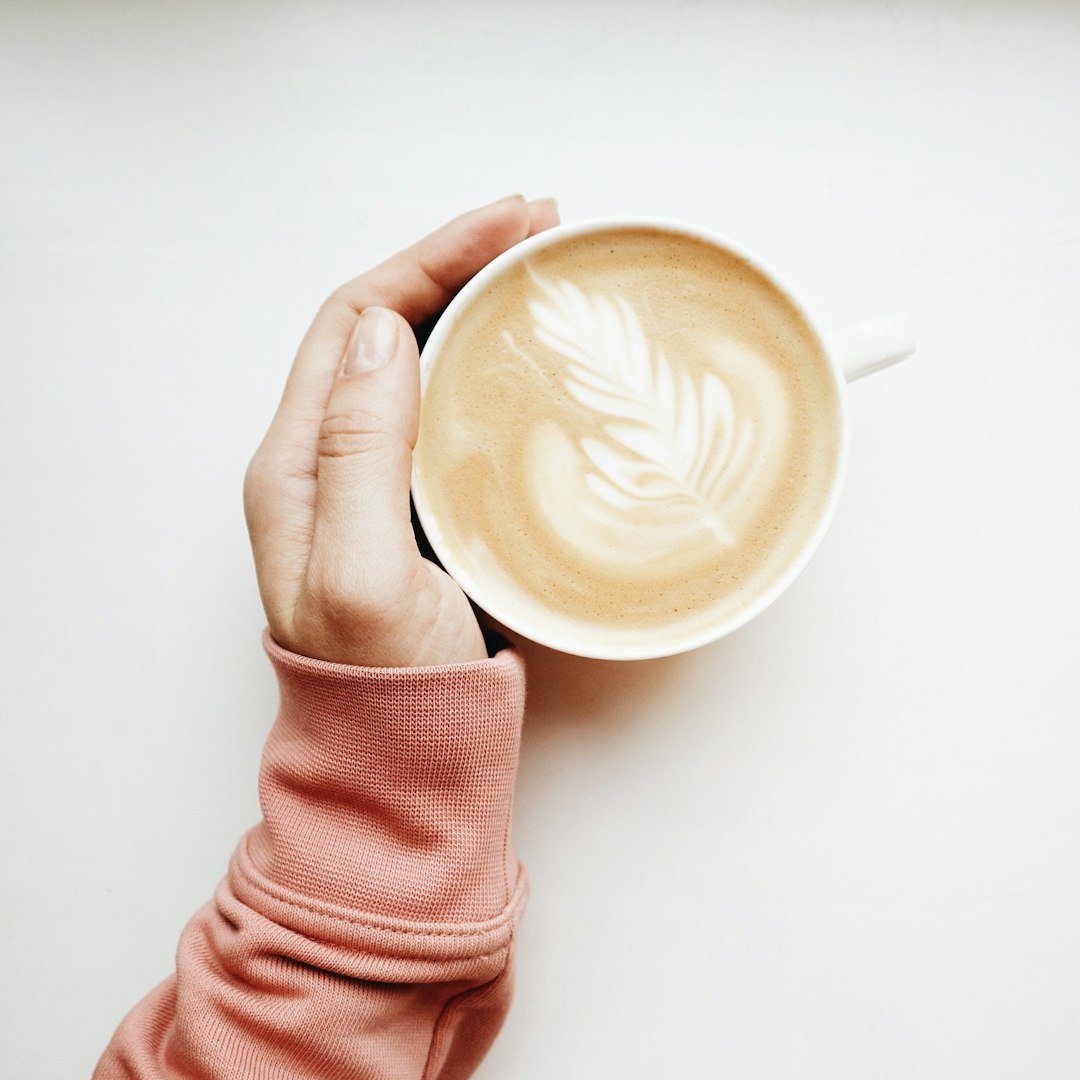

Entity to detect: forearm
[95,630,527,1080]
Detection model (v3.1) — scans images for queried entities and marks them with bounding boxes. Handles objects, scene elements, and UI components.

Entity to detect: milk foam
[414,227,841,652]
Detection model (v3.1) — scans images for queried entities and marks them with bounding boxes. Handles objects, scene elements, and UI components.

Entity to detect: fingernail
[529,196,559,212]
[497,193,526,203]
[343,308,400,376]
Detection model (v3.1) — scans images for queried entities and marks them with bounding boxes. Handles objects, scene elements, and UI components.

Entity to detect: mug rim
[411,215,851,660]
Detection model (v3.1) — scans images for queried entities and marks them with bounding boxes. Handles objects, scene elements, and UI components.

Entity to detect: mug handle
[827,313,916,383]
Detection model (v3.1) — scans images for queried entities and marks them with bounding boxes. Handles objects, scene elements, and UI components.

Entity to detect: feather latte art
[414,227,842,655]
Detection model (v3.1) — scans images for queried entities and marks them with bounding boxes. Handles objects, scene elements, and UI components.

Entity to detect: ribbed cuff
[242,629,527,935]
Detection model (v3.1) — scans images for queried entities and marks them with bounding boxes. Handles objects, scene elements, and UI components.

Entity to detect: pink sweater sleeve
[94,629,528,1080]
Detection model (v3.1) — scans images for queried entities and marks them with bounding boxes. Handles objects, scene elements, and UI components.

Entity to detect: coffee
[414,226,842,654]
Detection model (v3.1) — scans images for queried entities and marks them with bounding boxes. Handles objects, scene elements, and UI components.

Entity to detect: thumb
[308,307,421,600]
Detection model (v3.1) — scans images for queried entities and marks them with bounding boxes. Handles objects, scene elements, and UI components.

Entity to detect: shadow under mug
[412,216,915,660]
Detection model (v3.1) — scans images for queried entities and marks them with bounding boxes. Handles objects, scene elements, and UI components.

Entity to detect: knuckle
[243,445,285,504]
[243,451,270,507]
[317,408,394,460]
[325,285,357,311]
[244,441,314,520]
[319,290,360,329]
[327,282,389,316]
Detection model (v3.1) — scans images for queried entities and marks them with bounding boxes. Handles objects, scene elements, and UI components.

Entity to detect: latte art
[505,269,790,552]
[414,227,841,654]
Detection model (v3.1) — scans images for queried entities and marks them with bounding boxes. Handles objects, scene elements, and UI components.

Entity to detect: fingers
[525,197,560,237]
[271,195,561,447]
[337,195,536,320]
[303,307,421,616]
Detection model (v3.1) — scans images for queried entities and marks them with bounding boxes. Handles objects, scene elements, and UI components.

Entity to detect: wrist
[270,564,488,667]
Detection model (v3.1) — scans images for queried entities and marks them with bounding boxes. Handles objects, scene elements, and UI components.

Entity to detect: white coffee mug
[412,217,914,660]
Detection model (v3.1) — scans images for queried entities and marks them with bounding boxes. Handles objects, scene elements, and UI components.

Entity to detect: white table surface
[3,2,1079,1077]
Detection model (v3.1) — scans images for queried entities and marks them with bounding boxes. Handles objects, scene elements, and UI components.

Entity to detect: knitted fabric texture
[94,629,528,1080]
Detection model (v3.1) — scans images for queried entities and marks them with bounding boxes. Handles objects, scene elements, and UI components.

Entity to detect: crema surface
[414,227,841,654]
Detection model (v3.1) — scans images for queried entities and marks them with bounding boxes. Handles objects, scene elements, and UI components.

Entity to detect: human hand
[243,195,560,667]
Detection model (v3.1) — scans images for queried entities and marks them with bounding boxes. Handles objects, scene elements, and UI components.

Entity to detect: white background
[3,2,1079,1077]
